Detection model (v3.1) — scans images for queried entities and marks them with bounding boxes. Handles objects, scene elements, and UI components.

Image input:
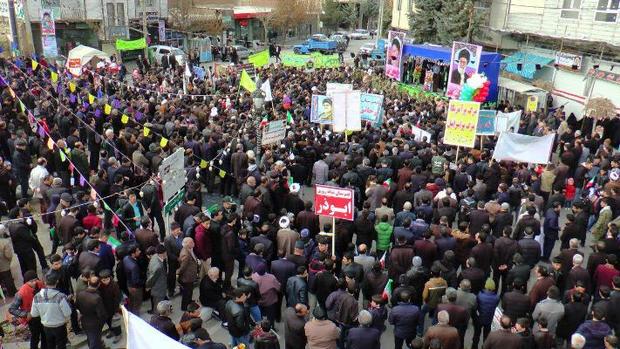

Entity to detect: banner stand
[455,146,460,163]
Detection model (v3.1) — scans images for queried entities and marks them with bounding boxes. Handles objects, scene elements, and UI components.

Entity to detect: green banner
[282,53,341,69]
[248,50,269,68]
[397,83,447,100]
[115,38,147,51]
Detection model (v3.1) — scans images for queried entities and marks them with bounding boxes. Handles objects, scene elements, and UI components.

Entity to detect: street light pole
[252,80,266,166]
[141,0,148,57]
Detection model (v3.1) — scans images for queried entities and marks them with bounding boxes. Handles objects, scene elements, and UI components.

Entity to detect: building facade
[391,0,414,31]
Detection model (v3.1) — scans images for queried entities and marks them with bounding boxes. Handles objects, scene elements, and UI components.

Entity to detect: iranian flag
[382,279,393,301]
[382,178,392,188]
[379,251,387,269]
[107,235,122,252]
[585,175,597,189]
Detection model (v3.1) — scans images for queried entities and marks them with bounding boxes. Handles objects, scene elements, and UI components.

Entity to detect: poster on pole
[262,120,287,146]
[40,9,56,36]
[326,83,353,97]
[526,95,538,113]
[42,35,58,57]
[444,100,480,148]
[159,149,187,203]
[310,95,333,125]
[476,110,497,136]
[446,41,483,99]
[314,185,354,221]
[495,110,522,133]
[386,31,405,81]
[411,125,432,142]
[332,90,361,133]
[360,93,384,123]
[158,20,166,42]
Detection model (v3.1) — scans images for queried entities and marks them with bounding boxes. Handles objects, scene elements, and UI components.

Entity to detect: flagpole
[455,146,460,163]
[332,216,336,257]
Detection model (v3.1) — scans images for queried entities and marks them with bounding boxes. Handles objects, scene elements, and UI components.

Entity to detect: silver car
[149,45,186,65]
[232,45,254,60]
[349,29,370,40]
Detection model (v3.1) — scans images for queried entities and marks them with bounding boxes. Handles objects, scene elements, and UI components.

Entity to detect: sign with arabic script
[314,185,354,221]
[360,93,384,123]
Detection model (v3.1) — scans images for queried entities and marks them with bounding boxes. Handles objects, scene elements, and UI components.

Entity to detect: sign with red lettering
[314,185,355,221]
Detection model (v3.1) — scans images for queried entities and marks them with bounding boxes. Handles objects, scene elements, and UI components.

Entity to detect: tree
[435,0,478,44]
[253,0,313,41]
[408,0,443,44]
[168,0,225,36]
[321,0,358,31]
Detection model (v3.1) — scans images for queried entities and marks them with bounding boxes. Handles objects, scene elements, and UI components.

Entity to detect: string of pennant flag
[2,76,139,236]
[13,59,235,179]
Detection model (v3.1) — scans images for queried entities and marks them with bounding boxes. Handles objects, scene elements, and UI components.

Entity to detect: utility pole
[466,2,475,43]
[21,0,35,55]
[377,0,384,41]
[141,0,148,57]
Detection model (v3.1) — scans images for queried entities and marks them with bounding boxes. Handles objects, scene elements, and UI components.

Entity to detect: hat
[412,256,422,267]
[24,270,38,283]
[279,216,290,228]
[295,240,305,249]
[500,202,510,211]
[60,193,73,203]
[222,196,233,203]
[290,183,300,194]
[485,278,496,291]
[300,228,310,238]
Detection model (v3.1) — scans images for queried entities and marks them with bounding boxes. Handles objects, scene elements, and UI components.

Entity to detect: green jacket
[592,206,613,240]
[375,222,393,251]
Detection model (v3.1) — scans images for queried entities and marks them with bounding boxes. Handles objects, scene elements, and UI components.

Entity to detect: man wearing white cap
[284,183,304,216]
[277,216,299,257]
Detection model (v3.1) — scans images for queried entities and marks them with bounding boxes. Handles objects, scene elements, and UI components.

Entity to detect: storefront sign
[314,185,354,221]
[587,68,620,85]
[555,52,582,70]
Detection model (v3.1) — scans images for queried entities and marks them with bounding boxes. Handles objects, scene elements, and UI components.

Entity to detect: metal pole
[377,0,384,42]
[331,216,336,257]
[21,0,35,55]
[256,108,262,165]
[141,0,148,57]
[7,0,19,55]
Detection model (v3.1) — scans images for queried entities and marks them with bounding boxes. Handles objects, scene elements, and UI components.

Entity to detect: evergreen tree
[436,0,480,44]
[408,0,442,44]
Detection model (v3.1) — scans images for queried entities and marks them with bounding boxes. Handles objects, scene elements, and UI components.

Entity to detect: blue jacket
[388,302,421,339]
[577,320,612,349]
[477,290,500,325]
[123,255,143,288]
[346,327,381,349]
[98,241,115,272]
[543,208,560,237]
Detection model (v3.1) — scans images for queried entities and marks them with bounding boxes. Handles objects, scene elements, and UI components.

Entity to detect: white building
[478,0,620,118]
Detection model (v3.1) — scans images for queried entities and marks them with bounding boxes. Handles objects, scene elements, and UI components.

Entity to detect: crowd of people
[0,46,619,349]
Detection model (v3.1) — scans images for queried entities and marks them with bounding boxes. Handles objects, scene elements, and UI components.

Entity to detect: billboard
[385,31,405,81]
[446,41,483,99]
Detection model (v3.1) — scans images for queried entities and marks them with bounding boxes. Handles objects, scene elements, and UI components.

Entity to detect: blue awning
[501,52,553,79]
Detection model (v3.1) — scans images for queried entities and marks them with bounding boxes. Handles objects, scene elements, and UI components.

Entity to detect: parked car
[350,29,371,40]
[330,34,348,51]
[359,42,376,55]
[232,45,254,60]
[293,35,338,55]
[333,31,350,39]
[149,45,187,65]
[311,34,330,41]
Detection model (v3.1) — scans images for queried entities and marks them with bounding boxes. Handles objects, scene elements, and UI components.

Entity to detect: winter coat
[374,222,393,251]
[477,290,500,326]
[388,302,421,339]
[345,327,381,349]
[286,275,308,307]
[556,301,587,340]
[388,244,414,281]
[576,320,612,349]
[304,319,340,349]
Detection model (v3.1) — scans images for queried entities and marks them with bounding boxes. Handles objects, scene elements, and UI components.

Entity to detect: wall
[391,0,412,31]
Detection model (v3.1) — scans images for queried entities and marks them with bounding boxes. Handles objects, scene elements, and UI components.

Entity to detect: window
[595,0,619,22]
[560,0,581,19]
[116,3,125,25]
[106,3,115,28]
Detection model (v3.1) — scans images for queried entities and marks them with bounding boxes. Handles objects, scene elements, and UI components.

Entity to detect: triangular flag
[88,94,95,104]
[382,279,393,301]
[79,175,86,186]
[121,114,129,124]
[383,178,393,188]
[199,159,208,169]
[59,150,66,162]
[69,82,76,93]
[90,188,97,201]
[50,71,58,83]
[379,251,387,268]
[261,80,273,102]
[104,104,112,115]
[37,126,46,137]
[159,137,168,147]
[219,169,226,178]
[47,138,54,150]
[107,235,121,250]
[18,101,25,112]
[143,127,150,136]
[239,69,256,92]
[103,202,112,211]
[31,60,38,70]
[287,110,293,124]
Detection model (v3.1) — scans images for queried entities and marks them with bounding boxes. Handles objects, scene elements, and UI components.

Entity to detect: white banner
[411,125,432,142]
[492,132,555,164]
[332,90,361,133]
[496,110,522,133]
[123,306,189,349]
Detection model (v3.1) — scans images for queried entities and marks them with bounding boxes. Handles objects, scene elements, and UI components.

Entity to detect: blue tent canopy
[401,44,502,102]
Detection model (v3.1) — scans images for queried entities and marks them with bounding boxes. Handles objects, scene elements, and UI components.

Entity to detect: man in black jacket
[237,266,261,322]
[150,300,180,341]
[286,266,308,307]
[75,276,107,349]
[164,222,183,297]
[8,211,40,277]
[311,259,338,309]
[494,227,518,296]
[224,288,251,347]
[517,227,541,268]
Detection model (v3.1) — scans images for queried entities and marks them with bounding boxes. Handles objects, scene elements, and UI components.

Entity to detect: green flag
[107,235,121,250]
[239,69,257,92]
[115,38,147,51]
[287,110,293,123]
[248,50,269,68]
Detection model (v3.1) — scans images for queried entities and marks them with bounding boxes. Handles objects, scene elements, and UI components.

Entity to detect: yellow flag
[239,69,256,92]
[121,114,129,124]
[31,60,38,70]
[219,169,226,178]
[18,101,25,113]
[104,104,112,115]
[59,150,66,162]
[69,82,76,93]
[50,71,58,83]
[143,127,150,137]
[88,94,95,104]
[199,159,208,169]
[160,137,168,148]
[47,138,54,150]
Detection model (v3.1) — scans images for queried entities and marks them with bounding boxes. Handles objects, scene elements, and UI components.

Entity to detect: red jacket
[82,213,102,231]
[12,281,45,325]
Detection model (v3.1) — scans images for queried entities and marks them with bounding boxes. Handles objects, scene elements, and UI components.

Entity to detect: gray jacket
[146,256,168,298]
[30,288,72,328]
[532,298,565,336]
